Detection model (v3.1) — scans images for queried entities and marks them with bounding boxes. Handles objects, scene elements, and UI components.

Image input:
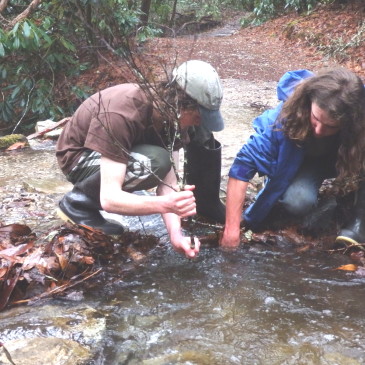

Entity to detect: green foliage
[0,0,147,132]
[0,16,79,131]
[0,0,342,133]
[316,20,365,61]
[197,1,222,18]
[240,0,327,26]
[151,0,173,23]
[90,0,140,39]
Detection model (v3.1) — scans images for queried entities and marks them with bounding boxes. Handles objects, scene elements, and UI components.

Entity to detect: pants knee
[132,144,171,179]
[280,190,317,216]
[125,144,172,191]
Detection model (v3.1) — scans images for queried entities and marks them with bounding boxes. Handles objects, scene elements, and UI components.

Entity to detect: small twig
[137,216,147,235]
[12,82,35,134]
[190,236,195,249]
[26,117,71,140]
[186,219,223,230]
[326,242,365,255]
[11,269,102,305]
[343,242,365,252]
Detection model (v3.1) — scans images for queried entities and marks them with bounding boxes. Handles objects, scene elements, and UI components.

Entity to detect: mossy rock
[0,134,28,150]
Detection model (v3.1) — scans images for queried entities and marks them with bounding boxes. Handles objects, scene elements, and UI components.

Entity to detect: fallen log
[27,117,71,140]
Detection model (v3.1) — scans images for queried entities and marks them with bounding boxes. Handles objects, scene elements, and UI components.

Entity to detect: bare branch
[0,0,9,13]
[0,12,9,27]
[0,0,10,27]
[8,0,42,29]
[12,80,35,134]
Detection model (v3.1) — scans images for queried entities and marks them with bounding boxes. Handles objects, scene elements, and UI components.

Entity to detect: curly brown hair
[278,67,365,190]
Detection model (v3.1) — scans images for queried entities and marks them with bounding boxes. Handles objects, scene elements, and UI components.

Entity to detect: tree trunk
[140,0,151,26]
[85,3,99,65]
[169,0,178,28]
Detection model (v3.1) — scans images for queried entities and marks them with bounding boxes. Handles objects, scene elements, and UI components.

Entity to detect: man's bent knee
[124,145,172,191]
[131,144,171,179]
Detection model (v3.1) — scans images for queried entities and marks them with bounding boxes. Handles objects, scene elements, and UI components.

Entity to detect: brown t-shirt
[56,84,177,174]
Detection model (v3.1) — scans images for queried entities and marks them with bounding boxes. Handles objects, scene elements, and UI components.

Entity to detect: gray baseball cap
[173,60,224,132]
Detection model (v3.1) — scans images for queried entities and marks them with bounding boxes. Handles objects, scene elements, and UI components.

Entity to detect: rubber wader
[185,138,226,223]
[58,171,124,235]
[336,181,365,246]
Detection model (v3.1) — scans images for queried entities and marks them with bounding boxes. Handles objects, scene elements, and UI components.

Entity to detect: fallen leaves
[0,222,160,312]
[334,263,365,276]
[254,2,365,79]
[6,141,28,151]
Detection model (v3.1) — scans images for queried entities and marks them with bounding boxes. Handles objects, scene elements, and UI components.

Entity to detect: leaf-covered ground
[76,2,365,91]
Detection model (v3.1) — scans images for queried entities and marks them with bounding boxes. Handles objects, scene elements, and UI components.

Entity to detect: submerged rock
[0,304,106,364]
[0,337,90,365]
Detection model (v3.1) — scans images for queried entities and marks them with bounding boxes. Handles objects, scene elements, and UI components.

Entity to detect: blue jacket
[228,70,314,229]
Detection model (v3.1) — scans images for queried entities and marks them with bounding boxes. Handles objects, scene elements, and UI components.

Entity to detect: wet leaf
[0,242,34,260]
[55,252,69,271]
[22,270,47,286]
[0,267,22,311]
[0,224,33,246]
[0,223,158,311]
[36,257,60,272]
[296,244,312,253]
[0,268,8,279]
[0,224,31,236]
[22,247,43,271]
[335,264,358,271]
[6,141,28,150]
[53,243,64,255]
[125,246,146,263]
[81,256,94,265]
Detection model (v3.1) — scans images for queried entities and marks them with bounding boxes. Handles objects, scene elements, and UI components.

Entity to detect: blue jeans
[279,157,336,216]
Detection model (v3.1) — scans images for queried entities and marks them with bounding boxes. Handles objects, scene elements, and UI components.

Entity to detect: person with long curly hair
[220,67,365,249]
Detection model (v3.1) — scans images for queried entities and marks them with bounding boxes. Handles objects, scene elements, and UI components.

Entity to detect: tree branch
[0,0,9,13]
[0,0,10,27]
[8,0,42,29]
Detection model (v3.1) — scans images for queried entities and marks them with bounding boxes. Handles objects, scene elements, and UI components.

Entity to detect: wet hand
[219,229,240,250]
[171,235,200,259]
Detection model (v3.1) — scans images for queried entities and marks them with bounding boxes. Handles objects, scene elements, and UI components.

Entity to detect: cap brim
[198,105,224,132]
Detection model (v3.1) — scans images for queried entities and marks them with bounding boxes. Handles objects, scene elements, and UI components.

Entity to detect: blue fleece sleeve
[228,104,282,182]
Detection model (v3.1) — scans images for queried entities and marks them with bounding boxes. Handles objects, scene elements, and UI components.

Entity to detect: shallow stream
[1,240,364,364]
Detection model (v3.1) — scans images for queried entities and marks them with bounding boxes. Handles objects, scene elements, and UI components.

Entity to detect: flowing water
[1,79,364,364]
[1,239,364,364]
[86,243,365,364]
